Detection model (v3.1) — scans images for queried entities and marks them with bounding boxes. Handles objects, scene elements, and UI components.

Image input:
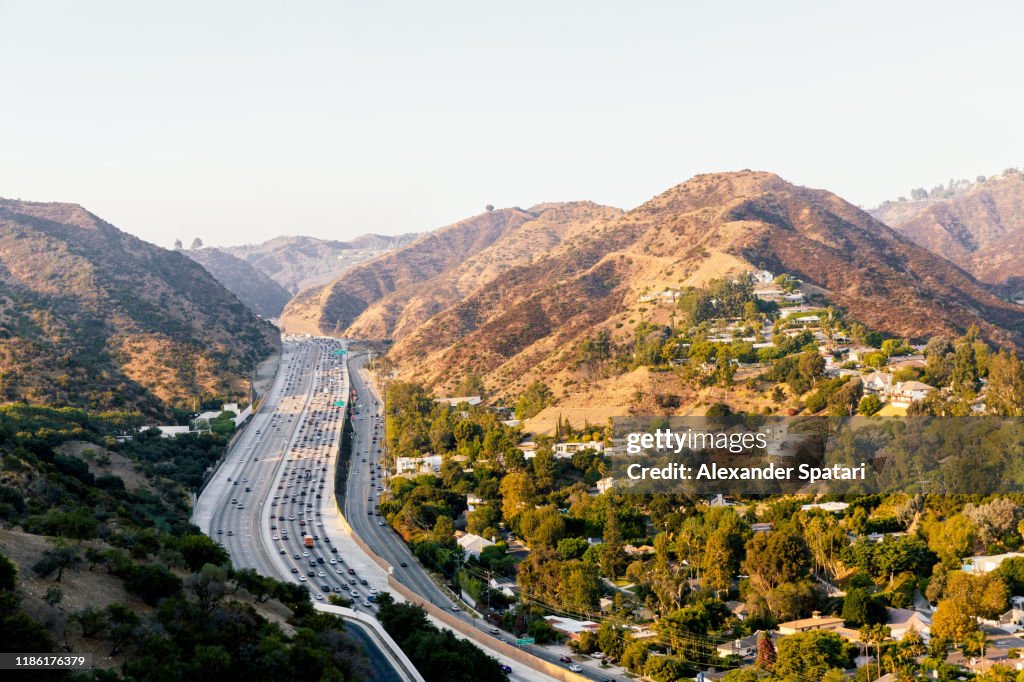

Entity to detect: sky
[1,1,1022,249]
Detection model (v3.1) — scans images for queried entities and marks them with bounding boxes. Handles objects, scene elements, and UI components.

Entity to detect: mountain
[223,233,419,294]
[871,171,1024,299]
[183,247,292,318]
[313,171,1023,403]
[279,203,624,338]
[0,198,279,414]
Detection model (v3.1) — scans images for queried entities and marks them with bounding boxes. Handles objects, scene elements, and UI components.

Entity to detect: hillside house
[886,608,931,641]
[543,616,600,641]
[395,454,442,475]
[887,381,935,407]
[777,612,844,635]
[456,532,495,560]
[553,441,605,458]
[963,552,1024,574]
[435,395,482,407]
[716,631,773,660]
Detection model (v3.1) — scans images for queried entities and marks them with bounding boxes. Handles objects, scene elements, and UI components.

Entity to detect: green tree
[774,630,852,681]
[858,394,882,416]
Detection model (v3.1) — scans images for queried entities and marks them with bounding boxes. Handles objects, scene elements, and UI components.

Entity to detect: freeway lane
[344,354,624,682]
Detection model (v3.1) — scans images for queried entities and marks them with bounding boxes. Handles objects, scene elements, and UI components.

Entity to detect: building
[435,396,482,407]
[466,494,485,512]
[800,502,850,513]
[395,455,442,475]
[963,552,1024,574]
[777,612,844,635]
[456,532,495,560]
[144,425,191,438]
[887,381,935,407]
[596,477,615,495]
[553,441,605,458]
[716,631,771,660]
[543,616,600,641]
[886,607,931,641]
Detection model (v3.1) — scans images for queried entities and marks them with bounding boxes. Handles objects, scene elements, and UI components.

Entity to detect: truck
[303,535,314,548]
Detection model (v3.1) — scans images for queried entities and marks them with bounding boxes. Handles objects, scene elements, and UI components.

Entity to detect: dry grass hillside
[0,198,279,415]
[381,171,1024,405]
[279,205,609,336]
[872,172,1024,297]
[183,247,292,318]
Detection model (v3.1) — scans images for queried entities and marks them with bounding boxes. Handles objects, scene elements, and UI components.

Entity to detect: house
[516,442,537,460]
[623,544,655,556]
[752,270,775,284]
[726,601,752,621]
[862,371,894,395]
[753,286,788,302]
[596,477,615,495]
[963,552,1024,574]
[435,396,482,407]
[543,616,600,641]
[553,441,605,458]
[847,347,880,363]
[750,523,774,534]
[395,454,443,475]
[716,631,772,660]
[144,425,191,438]
[800,501,850,513]
[456,532,495,560]
[887,381,935,407]
[886,607,931,641]
[466,494,485,512]
[777,612,844,635]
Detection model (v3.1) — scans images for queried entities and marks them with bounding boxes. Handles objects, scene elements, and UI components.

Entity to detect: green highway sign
[334,349,347,355]
[515,638,535,646]
[333,401,346,407]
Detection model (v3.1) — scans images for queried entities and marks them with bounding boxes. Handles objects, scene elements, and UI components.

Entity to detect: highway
[194,337,416,680]
[195,336,589,682]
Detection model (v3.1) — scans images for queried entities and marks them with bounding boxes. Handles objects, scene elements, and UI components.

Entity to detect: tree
[987,350,1024,416]
[858,394,882,416]
[931,598,978,646]
[173,238,183,249]
[742,530,810,594]
[755,631,776,671]
[858,623,890,680]
[190,237,203,249]
[600,509,625,580]
[951,341,980,395]
[774,630,852,681]
[843,587,886,627]
[499,472,536,523]
[485,204,494,212]
[33,543,82,582]
[515,381,553,419]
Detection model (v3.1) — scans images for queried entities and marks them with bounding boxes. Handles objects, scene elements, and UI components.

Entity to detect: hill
[871,170,1024,298]
[183,247,292,318]
[0,198,279,415]
[223,233,419,294]
[369,172,1024,403]
[278,205,623,336]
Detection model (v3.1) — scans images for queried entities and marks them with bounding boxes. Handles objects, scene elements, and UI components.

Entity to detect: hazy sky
[2,1,1022,248]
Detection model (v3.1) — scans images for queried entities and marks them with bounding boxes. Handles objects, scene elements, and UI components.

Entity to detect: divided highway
[196,336,598,682]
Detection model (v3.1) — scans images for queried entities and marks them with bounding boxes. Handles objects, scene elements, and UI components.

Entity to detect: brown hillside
[872,173,1024,297]
[0,198,279,415]
[280,205,623,336]
[384,171,1024,402]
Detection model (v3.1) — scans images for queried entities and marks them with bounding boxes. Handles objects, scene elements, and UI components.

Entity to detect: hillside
[278,205,621,336]
[871,171,1024,298]
[377,172,1024,404]
[0,198,279,415]
[224,232,419,294]
[183,246,292,318]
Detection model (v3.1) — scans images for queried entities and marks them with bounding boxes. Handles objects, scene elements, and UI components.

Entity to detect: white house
[395,455,443,475]
[553,441,605,459]
[800,501,850,513]
[886,608,931,642]
[596,477,615,495]
[435,396,482,407]
[887,381,935,407]
[456,532,495,560]
[963,552,1024,574]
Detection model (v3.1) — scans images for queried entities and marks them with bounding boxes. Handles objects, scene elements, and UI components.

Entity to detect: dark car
[559,656,572,664]
[400,562,408,568]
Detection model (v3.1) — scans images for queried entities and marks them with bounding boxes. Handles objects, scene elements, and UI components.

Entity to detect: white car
[568,664,582,672]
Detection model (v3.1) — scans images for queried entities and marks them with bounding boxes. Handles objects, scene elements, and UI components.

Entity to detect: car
[568,664,582,672]
[298,576,307,582]
[450,605,460,612]
[489,627,500,635]
[377,520,385,526]
[591,652,605,660]
[400,562,408,567]
[290,568,299,574]
[279,549,286,555]
[294,553,301,559]
[350,590,359,597]
[361,600,371,607]
[559,656,572,664]
[501,665,512,674]
[216,529,223,535]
